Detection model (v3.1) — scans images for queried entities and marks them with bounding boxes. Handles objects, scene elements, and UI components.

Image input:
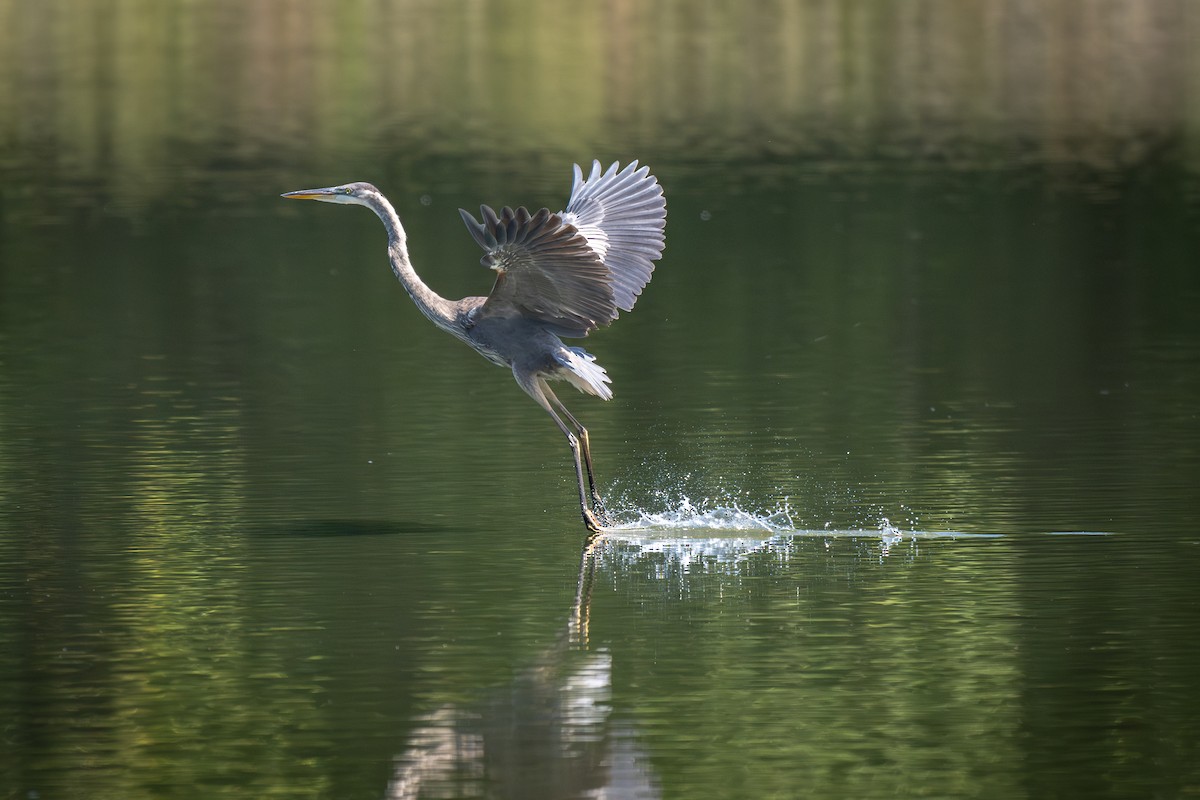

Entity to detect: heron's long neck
[370,197,458,332]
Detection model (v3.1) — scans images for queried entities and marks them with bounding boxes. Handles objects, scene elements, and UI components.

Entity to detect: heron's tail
[555,347,613,400]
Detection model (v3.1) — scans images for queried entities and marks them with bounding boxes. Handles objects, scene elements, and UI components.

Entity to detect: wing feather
[560,160,667,313]
[459,160,667,338]
[459,205,614,337]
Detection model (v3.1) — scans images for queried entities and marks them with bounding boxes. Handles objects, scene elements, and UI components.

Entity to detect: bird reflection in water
[385,533,660,800]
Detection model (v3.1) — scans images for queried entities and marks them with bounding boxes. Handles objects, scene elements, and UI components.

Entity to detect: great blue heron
[282,161,666,532]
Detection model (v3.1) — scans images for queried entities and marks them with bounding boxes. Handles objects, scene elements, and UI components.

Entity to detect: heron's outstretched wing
[560,160,666,313]
[459,205,616,337]
[459,161,666,338]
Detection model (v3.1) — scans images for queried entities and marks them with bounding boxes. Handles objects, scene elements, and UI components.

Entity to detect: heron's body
[283,161,666,532]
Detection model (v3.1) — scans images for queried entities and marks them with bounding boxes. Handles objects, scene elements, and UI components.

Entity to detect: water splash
[604,497,1003,543]
[606,490,947,538]
[608,495,795,533]
[602,470,1015,539]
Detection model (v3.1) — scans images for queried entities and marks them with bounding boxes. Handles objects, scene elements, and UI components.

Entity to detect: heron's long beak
[281,188,337,201]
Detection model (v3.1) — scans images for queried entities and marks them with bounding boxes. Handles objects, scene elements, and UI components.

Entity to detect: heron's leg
[517,374,605,533]
[542,383,610,525]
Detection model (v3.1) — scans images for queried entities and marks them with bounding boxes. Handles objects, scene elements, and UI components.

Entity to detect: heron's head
[281,182,381,206]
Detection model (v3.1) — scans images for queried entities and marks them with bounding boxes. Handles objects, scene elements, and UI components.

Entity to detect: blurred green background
[2,2,1199,798]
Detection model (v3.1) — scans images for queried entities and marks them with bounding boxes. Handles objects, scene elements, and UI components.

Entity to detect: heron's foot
[590,495,614,528]
[582,507,607,534]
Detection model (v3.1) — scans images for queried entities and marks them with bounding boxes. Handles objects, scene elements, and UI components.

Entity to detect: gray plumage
[282,161,667,532]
